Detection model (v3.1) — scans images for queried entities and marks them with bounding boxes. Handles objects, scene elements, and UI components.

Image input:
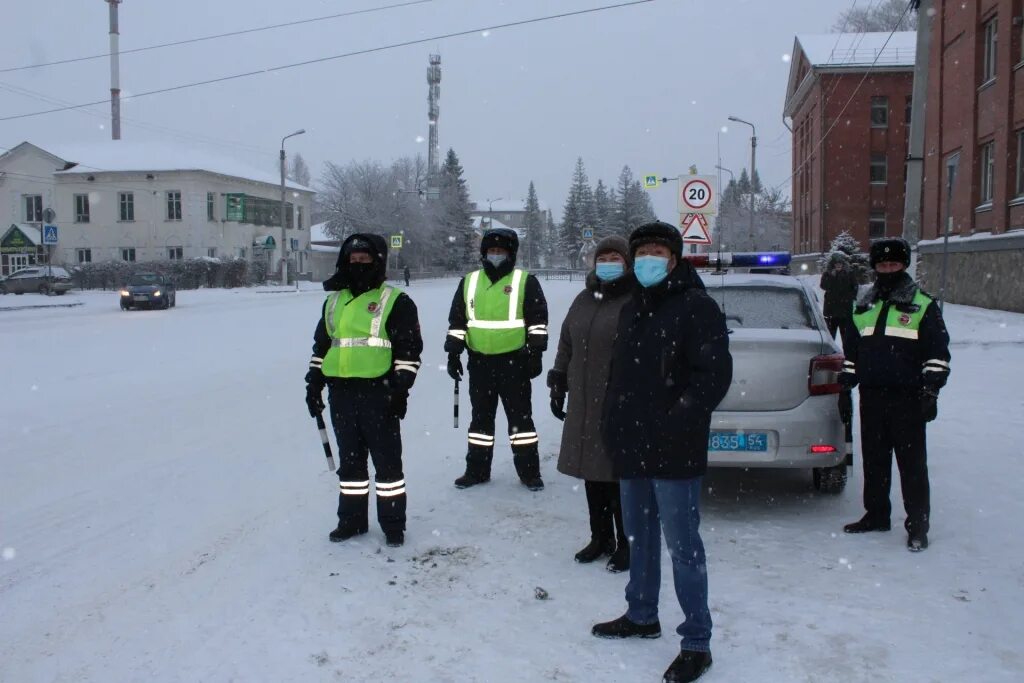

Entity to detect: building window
[870,96,889,128]
[168,246,183,260]
[74,194,90,223]
[983,17,998,84]
[297,206,304,230]
[207,247,216,258]
[119,192,135,221]
[905,96,912,125]
[207,192,215,221]
[870,153,888,184]
[980,141,995,204]
[121,247,136,262]
[24,195,43,222]
[166,191,182,221]
[238,247,247,259]
[77,248,92,263]
[869,212,886,239]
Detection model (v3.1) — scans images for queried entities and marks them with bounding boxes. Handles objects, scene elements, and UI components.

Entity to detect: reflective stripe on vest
[853,290,932,342]
[464,269,528,354]
[321,285,399,378]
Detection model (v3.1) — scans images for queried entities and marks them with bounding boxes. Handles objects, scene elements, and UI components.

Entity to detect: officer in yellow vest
[839,238,950,552]
[445,228,549,490]
[305,234,423,547]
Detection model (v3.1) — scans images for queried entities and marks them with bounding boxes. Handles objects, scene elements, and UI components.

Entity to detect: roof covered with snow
[796,32,916,68]
[472,198,549,213]
[34,141,314,193]
[309,222,336,243]
[471,216,522,237]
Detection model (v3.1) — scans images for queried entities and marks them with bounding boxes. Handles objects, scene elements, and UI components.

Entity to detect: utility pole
[729,116,757,249]
[280,129,306,286]
[903,0,931,247]
[106,0,122,140]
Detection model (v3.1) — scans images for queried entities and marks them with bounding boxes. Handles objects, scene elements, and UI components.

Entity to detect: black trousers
[465,351,540,479]
[328,379,405,533]
[585,480,626,547]
[859,388,930,534]
[824,315,851,347]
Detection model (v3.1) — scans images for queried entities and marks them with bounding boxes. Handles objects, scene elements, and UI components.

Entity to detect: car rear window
[705,286,815,330]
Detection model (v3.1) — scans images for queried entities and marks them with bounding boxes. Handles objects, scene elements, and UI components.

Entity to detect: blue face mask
[595,262,625,282]
[485,253,507,268]
[634,255,670,288]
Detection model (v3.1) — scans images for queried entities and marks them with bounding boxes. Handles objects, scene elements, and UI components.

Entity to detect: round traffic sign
[680,179,712,211]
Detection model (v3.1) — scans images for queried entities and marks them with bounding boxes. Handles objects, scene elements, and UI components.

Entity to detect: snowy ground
[1,279,1023,683]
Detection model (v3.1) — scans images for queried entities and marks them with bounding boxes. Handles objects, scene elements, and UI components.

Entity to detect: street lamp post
[715,165,734,255]
[728,116,757,249]
[485,197,505,230]
[280,128,306,286]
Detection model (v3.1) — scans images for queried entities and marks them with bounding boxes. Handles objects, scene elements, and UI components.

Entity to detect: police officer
[839,238,950,552]
[445,227,549,490]
[305,234,423,547]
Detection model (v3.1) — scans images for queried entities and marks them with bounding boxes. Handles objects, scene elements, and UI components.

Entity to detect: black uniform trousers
[327,379,405,534]
[859,387,929,534]
[465,350,540,480]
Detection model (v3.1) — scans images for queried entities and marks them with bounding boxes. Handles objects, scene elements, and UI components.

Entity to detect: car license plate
[134,295,149,301]
[708,432,768,452]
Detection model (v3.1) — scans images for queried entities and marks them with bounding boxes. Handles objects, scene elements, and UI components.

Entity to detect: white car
[703,273,848,493]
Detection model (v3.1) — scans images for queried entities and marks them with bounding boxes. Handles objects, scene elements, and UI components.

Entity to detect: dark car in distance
[120,273,176,310]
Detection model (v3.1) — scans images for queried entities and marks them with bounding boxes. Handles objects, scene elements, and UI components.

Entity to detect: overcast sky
[1,0,847,221]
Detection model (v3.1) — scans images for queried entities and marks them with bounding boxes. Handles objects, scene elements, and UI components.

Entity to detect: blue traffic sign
[582,228,594,239]
[43,225,59,245]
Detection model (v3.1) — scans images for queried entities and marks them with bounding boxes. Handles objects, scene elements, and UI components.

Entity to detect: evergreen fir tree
[593,179,613,237]
[522,181,543,269]
[737,168,752,196]
[288,153,312,187]
[561,157,591,268]
[613,166,651,238]
[438,149,475,269]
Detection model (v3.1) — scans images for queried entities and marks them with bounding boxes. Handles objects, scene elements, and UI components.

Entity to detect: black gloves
[921,387,939,423]
[391,389,409,420]
[526,348,544,379]
[547,369,567,421]
[838,390,853,424]
[447,353,464,381]
[305,368,325,418]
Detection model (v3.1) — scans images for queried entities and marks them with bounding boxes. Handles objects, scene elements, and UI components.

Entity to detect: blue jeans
[620,477,711,652]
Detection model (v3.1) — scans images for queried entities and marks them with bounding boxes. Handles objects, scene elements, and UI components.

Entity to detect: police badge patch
[503,285,513,295]
[367,302,379,313]
[898,313,912,326]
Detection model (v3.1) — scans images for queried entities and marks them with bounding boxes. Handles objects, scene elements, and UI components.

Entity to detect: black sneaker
[907,531,928,552]
[663,650,713,682]
[520,475,544,491]
[843,516,891,534]
[591,614,661,639]
[385,531,404,547]
[454,471,490,489]
[329,523,368,543]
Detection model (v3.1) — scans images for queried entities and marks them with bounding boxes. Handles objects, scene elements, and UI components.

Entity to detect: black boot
[576,481,614,563]
[591,614,661,639]
[663,650,713,682]
[329,521,368,543]
[454,469,490,489]
[606,486,629,572]
[520,475,545,491]
[575,537,613,563]
[606,544,630,573]
[843,515,891,533]
[907,531,928,552]
[385,530,404,547]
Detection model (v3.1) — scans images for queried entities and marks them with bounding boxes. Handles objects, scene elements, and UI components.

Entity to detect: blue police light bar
[729,251,792,268]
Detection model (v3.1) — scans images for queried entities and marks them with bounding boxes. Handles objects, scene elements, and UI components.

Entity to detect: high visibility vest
[464,268,528,355]
[852,289,932,341]
[321,285,399,378]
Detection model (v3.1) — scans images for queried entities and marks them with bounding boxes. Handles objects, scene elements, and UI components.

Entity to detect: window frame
[167,246,184,261]
[121,247,136,262]
[77,248,92,264]
[870,96,889,128]
[166,191,183,221]
[207,192,215,221]
[24,194,43,223]
[982,17,998,85]
[869,153,888,185]
[118,191,135,222]
[980,140,995,204]
[207,247,216,258]
[74,193,90,223]
[868,211,887,239]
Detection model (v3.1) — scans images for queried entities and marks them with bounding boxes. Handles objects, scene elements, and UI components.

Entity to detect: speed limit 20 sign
[678,176,717,215]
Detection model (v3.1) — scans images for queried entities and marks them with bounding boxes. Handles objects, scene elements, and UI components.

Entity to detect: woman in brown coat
[547,235,634,572]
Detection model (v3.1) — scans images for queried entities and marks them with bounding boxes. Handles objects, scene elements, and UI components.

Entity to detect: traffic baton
[453,378,460,429]
[315,411,336,471]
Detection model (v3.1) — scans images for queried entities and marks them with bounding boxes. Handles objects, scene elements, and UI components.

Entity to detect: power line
[0,0,434,74]
[0,0,657,123]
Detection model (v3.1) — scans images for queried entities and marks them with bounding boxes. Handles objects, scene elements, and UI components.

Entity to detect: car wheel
[56,290,67,296]
[813,466,847,494]
[0,285,7,295]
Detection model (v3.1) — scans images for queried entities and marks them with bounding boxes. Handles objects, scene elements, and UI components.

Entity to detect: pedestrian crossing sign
[390,235,403,249]
[643,174,660,189]
[43,225,59,245]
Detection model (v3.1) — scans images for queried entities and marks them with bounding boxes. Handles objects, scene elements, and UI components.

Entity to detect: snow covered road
[2,281,1023,682]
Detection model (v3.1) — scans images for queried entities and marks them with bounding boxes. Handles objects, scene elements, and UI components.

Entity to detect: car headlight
[153,290,161,296]
[120,290,130,296]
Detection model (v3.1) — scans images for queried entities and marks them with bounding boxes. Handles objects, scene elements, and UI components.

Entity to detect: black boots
[329,522,368,543]
[575,536,614,563]
[606,542,630,573]
[578,481,629,571]
[520,475,545,491]
[663,650,713,682]
[907,530,928,552]
[591,614,661,639]
[843,515,891,533]
[454,469,490,489]
[385,530,404,547]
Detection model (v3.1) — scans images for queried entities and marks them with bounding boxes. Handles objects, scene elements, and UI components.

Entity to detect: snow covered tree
[833,0,917,32]
[288,153,312,187]
[818,229,871,279]
[737,168,752,197]
[593,179,613,237]
[437,148,475,269]
[560,158,591,268]
[612,166,654,238]
[522,182,544,269]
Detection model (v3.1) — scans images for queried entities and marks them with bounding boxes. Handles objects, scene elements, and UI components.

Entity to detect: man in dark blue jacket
[592,221,732,683]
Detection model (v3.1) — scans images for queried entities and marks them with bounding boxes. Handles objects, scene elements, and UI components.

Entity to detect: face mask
[634,255,670,288]
[595,262,625,282]
[485,253,507,268]
[347,262,378,290]
[874,269,904,290]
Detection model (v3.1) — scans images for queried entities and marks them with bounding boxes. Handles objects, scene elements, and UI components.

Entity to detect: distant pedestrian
[592,221,732,683]
[403,265,411,287]
[819,252,859,343]
[840,238,951,552]
[548,235,634,573]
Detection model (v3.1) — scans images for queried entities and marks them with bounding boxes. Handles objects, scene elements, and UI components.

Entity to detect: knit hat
[591,235,631,267]
[869,237,911,268]
[629,221,683,258]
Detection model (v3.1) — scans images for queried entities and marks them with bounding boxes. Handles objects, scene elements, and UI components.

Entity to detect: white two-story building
[0,141,315,277]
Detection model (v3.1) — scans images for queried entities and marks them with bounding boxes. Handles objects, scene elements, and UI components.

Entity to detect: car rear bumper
[708,396,846,468]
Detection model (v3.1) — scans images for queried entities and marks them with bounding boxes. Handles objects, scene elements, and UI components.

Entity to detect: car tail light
[810,444,837,453]
[809,353,843,396]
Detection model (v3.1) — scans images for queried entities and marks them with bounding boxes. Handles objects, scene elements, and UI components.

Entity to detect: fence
[69,258,268,290]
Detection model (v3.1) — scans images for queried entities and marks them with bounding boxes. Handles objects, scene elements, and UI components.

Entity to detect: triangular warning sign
[680,213,712,244]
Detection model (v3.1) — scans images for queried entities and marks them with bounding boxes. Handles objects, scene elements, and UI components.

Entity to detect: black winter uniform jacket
[603,262,733,480]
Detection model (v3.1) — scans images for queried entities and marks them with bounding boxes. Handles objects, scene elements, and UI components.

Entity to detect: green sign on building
[1,225,37,254]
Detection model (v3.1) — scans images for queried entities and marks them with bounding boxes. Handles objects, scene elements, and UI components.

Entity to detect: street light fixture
[280,128,306,286]
[728,116,757,249]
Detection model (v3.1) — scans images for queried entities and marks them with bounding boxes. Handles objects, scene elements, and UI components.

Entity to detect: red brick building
[784,32,917,256]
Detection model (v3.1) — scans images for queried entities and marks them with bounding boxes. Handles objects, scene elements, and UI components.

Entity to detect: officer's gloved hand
[305,369,325,418]
[390,389,409,420]
[921,387,939,423]
[526,348,544,379]
[837,390,853,424]
[447,353,464,381]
